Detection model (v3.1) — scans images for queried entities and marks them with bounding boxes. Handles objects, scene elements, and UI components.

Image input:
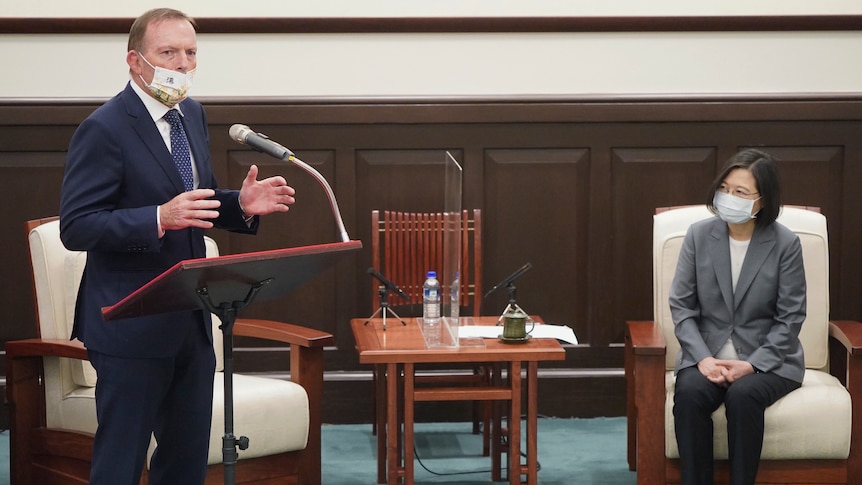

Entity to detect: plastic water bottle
[422,271,441,345]
[423,271,441,322]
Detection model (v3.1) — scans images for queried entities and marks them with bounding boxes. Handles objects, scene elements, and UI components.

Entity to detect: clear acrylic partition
[417,151,484,348]
[418,152,461,348]
[441,150,463,322]
[440,152,463,346]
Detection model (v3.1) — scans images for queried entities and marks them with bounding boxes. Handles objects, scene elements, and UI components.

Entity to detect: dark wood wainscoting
[3,94,861,424]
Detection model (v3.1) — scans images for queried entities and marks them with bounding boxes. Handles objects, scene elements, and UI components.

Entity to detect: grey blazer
[669,216,806,383]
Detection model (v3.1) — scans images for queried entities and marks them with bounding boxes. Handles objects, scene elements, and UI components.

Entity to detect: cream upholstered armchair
[625,205,862,484]
[7,217,332,485]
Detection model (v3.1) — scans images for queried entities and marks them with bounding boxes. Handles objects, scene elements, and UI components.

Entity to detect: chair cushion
[205,373,310,464]
[54,385,99,434]
[664,369,851,459]
[59,372,310,465]
[64,250,98,388]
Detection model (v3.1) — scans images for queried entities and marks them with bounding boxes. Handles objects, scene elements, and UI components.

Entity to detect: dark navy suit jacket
[59,82,257,359]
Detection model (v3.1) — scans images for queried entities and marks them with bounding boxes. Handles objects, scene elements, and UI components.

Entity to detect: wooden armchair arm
[232,318,332,391]
[5,338,88,360]
[829,320,862,355]
[233,317,333,389]
[5,339,94,485]
[626,320,666,355]
[828,320,862,480]
[6,338,88,414]
[234,318,333,348]
[625,320,668,477]
[828,320,862,388]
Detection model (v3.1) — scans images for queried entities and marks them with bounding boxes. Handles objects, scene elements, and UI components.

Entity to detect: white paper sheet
[456,323,578,345]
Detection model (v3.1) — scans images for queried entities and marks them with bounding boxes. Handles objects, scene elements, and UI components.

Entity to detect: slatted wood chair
[625,205,862,484]
[369,210,489,458]
[7,216,332,485]
[371,210,482,317]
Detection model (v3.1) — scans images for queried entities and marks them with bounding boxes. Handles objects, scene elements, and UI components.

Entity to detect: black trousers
[87,323,216,485]
[673,366,801,485]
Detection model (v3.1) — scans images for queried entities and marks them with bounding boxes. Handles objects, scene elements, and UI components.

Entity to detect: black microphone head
[229,124,252,144]
[367,267,376,274]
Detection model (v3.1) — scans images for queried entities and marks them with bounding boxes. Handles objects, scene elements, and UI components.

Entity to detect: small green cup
[502,308,533,339]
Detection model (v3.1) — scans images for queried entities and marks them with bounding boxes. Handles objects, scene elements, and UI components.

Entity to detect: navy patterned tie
[163,109,194,191]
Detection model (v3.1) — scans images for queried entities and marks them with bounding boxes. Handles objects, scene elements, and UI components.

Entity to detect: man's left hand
[239,164,296,216]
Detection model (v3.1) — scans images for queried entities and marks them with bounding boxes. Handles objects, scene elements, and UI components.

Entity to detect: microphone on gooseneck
[229,124,295,161]
[228,124,350,242]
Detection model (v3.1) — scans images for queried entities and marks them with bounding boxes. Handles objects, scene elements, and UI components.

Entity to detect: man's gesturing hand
[238,164,296,216]
[160,189,221,231]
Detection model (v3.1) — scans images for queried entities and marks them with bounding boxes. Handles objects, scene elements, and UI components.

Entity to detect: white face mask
[137,52,195,106]
[714,190,760,224]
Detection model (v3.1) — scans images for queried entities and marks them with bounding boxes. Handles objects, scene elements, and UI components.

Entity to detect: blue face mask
[713,190,760,224]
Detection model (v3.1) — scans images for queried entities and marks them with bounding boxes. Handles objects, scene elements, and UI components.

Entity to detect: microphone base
[364,304,407,331]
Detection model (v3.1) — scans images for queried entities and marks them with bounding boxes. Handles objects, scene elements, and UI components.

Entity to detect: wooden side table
[352,317,565,485]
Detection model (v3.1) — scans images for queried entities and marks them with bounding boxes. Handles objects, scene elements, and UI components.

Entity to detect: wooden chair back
[371,209,482,317]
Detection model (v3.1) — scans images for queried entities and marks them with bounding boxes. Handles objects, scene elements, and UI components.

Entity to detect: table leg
[526,361,538,485]
[509,361,522,485]
[404,363,415,485]
[387,363,400,485]
[491,362,503,482]
[376,364,387,483]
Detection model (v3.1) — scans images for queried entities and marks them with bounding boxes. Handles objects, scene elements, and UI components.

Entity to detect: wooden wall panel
[611,147,718,343]
[754,146,845,303]
[2,96,862,422]
[482,148,590,335]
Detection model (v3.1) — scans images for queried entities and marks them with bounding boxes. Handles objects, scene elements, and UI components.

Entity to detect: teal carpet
[0,431,7,485]
[0,418,634,484]
[322,417,636,484]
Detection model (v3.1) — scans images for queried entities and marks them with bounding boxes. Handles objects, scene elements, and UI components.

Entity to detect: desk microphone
[228,124,350,242]
[484,262,533,298]
[367,267,410,301]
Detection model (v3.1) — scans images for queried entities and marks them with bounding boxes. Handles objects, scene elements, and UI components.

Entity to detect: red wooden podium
[102,241,362,321]
[101,240,362,485]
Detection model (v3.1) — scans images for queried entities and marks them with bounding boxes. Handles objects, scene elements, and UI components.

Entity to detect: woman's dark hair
[706,148,781,227]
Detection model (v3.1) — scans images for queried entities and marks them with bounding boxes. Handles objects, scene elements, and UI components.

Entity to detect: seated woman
[670,148,806,485]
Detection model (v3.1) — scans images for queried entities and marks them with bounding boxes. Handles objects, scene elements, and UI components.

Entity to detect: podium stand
[102,240,362,485]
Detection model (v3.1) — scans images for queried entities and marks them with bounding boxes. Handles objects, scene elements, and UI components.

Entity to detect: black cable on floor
[413,443,491,477]
[411,416,543,478]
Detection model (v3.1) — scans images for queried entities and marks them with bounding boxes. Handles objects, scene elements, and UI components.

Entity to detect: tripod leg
[364,306,383,325]
[384,306,407,326]
[497,303,515,325]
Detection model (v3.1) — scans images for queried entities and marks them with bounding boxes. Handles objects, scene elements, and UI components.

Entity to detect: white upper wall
[2,0,861,98]
[4,0,862,18]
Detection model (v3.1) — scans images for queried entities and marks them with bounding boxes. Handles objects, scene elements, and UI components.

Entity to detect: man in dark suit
[58,8,296,485]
